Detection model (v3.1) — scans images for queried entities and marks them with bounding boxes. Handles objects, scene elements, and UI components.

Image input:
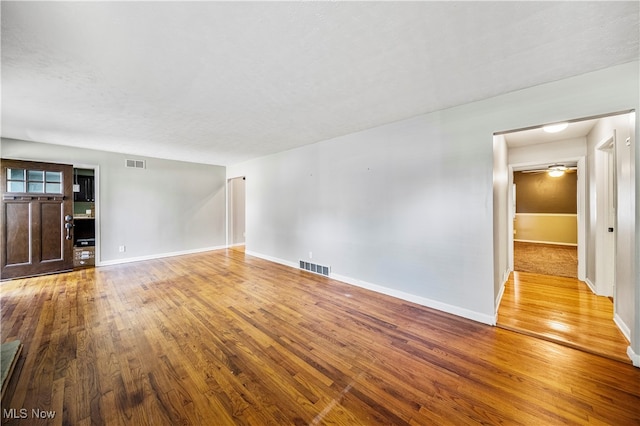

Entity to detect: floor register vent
[299,261,330,277]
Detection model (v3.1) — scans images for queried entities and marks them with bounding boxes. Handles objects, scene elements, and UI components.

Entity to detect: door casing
[595,133,617,298]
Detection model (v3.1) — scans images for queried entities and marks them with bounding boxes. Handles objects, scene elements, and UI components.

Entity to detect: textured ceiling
[2,2,639,166]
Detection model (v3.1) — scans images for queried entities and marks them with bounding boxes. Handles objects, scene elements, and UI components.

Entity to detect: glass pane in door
[46,183,62,193]
[28,182,45,193]
[46,171,62,183]
[28,170,44,181]
[7,181,25,192]
[8,169,25,180]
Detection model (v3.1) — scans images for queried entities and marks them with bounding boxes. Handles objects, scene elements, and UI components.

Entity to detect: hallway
[497,271,630,364]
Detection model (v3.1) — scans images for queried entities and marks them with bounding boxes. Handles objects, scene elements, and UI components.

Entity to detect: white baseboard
[245,250,299,269]
[627,346,640,368]
[246,250,495,326]
[514,239,577,247]
[613,313,631,342]
[503,268,511,285]
[584,278,597,294]
[493,269,511,325]
[613,315,637,367]
[98,245,227,266]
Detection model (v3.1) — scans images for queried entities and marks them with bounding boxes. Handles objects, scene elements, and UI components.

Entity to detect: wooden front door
[1,159,74,280]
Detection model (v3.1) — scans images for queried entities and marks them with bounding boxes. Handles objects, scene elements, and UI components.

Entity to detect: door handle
[65,222,73,240]
[64,215,74,240]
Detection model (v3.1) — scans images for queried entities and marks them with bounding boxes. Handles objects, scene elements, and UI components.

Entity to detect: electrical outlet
[309,251,313,259]
[119,245,126,253]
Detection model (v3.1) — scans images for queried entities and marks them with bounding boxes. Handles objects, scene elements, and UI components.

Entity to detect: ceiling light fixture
[543,122,568,133]
[548,164,567,177]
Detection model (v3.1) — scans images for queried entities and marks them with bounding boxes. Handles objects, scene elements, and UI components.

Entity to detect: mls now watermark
[3,408,57,420]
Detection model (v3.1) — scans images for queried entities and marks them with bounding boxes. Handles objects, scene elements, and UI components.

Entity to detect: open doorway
[227,176,246,248]
[495,111,635,363]
[512,164,578,278]
[504,119,592,282]
[72,166,98,269]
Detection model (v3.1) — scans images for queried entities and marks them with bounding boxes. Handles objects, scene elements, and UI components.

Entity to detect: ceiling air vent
[125,159,146,169]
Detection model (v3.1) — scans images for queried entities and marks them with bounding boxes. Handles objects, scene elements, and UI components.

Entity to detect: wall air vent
[125,159,146,169]
[299,260,330,277]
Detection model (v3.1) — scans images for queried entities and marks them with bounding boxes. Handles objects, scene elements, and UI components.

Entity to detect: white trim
[507,155,586,289]
[613,312,635,366]
[493,268,511,324]
[226,176,246,248]
[584,278,597,294]
[225,178,230,247]
[576,156,586,281]
[514,213,577,217]
[514,239,577,247]
[333,273,496,326]
[99,245,227,266]
[494,276,508,325]
[594,132,617,298]
[246,250,495,326]
[627,346,640,368]
[494,287,505,324]
[613,313,631,342]
[503,268,511,287]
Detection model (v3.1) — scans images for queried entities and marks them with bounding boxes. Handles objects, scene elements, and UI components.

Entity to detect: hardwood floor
[2,249,640,425]
[497,271,631,364]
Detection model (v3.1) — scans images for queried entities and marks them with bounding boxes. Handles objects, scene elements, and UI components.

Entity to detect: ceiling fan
[521,163,577,177]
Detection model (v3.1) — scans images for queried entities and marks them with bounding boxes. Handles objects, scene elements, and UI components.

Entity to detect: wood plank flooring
[497,271,631,364]
[2,249,640,425]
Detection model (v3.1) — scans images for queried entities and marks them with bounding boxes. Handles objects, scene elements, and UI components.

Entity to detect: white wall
[231,111,498,323]
[1,139,227,264]
[228,61,639,348]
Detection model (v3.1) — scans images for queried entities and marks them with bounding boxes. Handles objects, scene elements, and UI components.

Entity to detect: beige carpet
[514,242,578,278]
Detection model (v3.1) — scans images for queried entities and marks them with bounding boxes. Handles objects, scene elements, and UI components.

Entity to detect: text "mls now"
[3,408,57,419]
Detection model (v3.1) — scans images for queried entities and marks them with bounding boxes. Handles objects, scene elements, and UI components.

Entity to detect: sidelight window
[6,168,63,194]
